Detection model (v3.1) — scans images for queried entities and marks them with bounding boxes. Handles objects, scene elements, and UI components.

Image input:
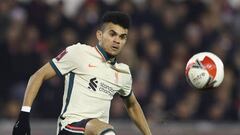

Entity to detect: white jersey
[50,43,132,131]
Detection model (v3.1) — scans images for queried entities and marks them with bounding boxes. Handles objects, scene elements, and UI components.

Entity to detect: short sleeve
[118,69,133,98]
[50,45,79,77]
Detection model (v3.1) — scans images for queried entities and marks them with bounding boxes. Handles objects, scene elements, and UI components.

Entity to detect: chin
[112,52,120,56]
[107,51,118,57]
[110,53,118,57]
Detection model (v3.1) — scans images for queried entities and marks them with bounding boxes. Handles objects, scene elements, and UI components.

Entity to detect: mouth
[111,45,119,51]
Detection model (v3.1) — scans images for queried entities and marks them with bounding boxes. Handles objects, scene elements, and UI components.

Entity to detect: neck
[96,44,116,65]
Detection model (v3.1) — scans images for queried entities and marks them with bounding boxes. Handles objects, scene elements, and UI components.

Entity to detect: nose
[113,37,120,44]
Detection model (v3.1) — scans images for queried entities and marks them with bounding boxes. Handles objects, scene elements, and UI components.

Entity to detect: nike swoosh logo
[88,64,96,67]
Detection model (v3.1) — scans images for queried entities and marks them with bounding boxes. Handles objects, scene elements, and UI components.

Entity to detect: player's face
[97,23,128,56]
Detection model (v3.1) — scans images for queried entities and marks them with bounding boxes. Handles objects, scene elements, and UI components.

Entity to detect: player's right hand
[12,111,31,135]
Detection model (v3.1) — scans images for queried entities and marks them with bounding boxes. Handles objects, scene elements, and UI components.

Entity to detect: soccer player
[12,11,152,135]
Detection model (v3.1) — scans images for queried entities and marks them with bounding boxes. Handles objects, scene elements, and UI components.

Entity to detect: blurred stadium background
[1,0,240,134]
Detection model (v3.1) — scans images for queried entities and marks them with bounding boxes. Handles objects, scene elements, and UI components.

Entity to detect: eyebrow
[109,30,127,37]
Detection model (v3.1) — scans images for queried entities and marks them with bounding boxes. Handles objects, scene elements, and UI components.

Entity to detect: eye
[120,35,127,40]
[109,31,116,37]
[110,33,115,37]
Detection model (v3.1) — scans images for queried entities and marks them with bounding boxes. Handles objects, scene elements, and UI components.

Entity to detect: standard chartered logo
[88,77,116,96]
[99,82,116,96]
[88,77,98,91]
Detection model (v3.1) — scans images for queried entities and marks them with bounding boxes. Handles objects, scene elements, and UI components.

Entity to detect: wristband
[21,106,31,112]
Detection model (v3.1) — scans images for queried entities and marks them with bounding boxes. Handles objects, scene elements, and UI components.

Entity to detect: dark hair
[100,11,131,29]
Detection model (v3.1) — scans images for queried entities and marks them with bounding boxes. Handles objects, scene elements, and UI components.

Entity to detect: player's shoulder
[115,63,131,74]
[66,43,94,56]
[67,42,92,50]
[116,63,133,83]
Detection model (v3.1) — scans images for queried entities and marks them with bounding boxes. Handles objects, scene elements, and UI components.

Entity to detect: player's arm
[22,62,57,107]
[122,93,152,135]
[12,62,57,135]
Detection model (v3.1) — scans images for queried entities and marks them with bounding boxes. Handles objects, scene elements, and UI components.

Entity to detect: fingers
[12,122,30,135]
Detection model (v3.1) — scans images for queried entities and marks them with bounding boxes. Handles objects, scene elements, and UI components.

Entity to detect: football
[185,52,224,89]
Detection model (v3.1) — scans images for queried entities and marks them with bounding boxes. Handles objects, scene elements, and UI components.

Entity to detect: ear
[96,30,102,42]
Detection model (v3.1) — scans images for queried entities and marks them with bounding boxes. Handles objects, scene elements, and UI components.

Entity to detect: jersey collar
[95,44,117,65]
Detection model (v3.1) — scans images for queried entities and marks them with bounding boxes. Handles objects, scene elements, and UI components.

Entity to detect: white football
[185,52,224,89]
